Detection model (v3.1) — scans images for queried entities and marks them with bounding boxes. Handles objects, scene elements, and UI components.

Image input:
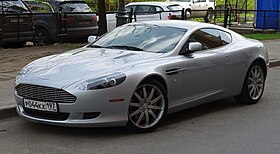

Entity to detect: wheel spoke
[145,110,149,126]
[256,70,261,78]
[252,86,257,97]
[249,77,254,83]
[248,83,253,89]
[150,95,163,104]
[257,78,263,83]
[134,92,143,102]
[148,110,157,119]
[254,68,258,78]
[255,84,259,94]
[249,85,255,96]
[147,88,155,101]
[136,112,144,125]
[130,108,142,117]
[143,86,147,100]
[130,103,140,107]
[149,105,162,110]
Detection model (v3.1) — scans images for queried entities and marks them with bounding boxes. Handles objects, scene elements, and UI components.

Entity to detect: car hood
[21,47,164,88]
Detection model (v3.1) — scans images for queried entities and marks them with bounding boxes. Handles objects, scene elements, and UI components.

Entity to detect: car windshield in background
[90,24,187,53]
[26,2,53,13]
[61,3,91,12]
[2,0,30,13]
[167,5,182,11]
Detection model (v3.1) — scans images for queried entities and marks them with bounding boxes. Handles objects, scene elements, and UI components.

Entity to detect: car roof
[126,2,180,7]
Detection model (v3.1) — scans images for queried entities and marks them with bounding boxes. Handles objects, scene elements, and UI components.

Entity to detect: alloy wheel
[248,65,264,100]
[128,84,165,129]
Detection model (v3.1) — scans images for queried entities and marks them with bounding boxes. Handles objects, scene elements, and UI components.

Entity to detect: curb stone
[0,105,17,120]
[0,60,280,120]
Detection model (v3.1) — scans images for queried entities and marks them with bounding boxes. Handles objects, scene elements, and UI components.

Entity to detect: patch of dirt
[0,43,85,79]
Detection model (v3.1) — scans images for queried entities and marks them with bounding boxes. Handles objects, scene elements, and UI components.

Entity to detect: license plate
[79,21,90,25]
[24,99,58,112]
[10,18,24,23]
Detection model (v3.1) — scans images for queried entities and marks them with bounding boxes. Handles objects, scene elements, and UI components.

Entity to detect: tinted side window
[134,5,150,15]
[60,3,91,12]
[2,0,30,13]
[220,31,232,45]
[125,5,135,12]
[186,28,231,51]
[26,2,53,13]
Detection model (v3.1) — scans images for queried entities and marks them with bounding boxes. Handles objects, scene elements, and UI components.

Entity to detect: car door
[180,28,231,103]
[191,0,204,17]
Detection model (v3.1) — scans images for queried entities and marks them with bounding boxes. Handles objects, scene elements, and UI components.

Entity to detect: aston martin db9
[15,20,269,132]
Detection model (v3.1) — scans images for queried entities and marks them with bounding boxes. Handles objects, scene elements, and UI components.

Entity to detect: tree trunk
[98,0,107,35]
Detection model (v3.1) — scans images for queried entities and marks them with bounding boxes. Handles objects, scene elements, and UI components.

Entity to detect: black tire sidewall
[34,28,51,46]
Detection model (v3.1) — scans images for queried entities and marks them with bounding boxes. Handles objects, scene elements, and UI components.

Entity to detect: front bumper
[15,85,131,127]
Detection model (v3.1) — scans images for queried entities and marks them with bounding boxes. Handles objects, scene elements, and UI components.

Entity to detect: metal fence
[0,9,279,45]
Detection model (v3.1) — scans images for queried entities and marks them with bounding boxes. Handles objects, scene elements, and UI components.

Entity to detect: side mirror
[88,35,97,43]
[188,42,202,52]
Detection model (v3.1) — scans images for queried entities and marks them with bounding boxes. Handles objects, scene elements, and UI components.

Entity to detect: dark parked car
[0,0,34,47]
[23,0,98,45]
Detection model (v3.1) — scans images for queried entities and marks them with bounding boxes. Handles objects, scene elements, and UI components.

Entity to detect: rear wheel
[126,80,168,133]
[235,62,266,105]
[204,9,213,23]
[34,28,52,46]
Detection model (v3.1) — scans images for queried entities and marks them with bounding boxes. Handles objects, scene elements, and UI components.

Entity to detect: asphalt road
[0,67,280,154]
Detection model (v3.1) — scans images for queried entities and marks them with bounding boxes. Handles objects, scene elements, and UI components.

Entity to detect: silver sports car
[15,20,269,132]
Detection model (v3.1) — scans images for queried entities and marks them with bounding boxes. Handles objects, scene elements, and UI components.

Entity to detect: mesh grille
[24,108,69,121]
[16,84,77,103]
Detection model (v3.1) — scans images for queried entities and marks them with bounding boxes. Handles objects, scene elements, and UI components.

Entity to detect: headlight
[19,63,35,76]
[76,72,126,90]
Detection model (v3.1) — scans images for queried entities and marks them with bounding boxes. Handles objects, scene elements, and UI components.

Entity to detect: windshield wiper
[107,45,143,51]
[89,45,104,48]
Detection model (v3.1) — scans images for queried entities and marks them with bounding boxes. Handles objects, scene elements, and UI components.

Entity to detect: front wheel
[235,62,266,105]
[34,28,52,46]
[126,80,168,133]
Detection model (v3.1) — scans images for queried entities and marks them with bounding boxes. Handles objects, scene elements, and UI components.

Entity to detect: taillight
[92,15,97,23]
[60,16,75,24]
[168,14,177,20]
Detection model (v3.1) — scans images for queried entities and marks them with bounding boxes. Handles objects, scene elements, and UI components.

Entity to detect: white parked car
[166,0,215,22]
[107,2,188,32]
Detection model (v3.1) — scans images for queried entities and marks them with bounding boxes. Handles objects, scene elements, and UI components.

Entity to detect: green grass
[243,33,280,40]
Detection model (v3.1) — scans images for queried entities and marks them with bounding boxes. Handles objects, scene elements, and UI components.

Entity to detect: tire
[204,9,213,23]
[126,79,168,133]
[34,28,52,46]
[235,62,266,105]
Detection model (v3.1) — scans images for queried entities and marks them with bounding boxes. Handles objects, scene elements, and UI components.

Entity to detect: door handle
[165,67,186,75]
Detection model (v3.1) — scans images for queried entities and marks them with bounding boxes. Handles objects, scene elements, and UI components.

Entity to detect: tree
[98,0,107,35]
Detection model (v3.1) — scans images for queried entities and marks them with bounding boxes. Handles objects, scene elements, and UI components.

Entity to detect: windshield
[2,0,30,13]
[167,5,182,11]
[90,24,187,53]
[61,3,91,12]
